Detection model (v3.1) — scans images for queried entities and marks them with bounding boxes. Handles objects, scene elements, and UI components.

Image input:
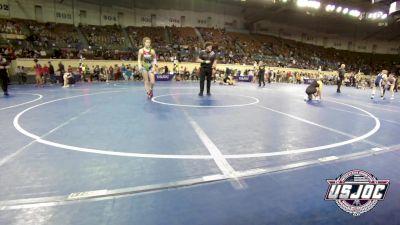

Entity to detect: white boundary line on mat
[0,93,43,111]
[223,99,380,158]
[12,89,380,160]
[151,93,260,108]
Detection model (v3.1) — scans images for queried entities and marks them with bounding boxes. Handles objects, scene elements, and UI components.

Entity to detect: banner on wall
[357,45,367,50]
[54,2,73,23]
[0,0,10,17]
[140,16,152,24]
[197,19,207,25]
[101,13,118,25]
[169,18,180,25]
[333,42,342,47]
[155,74,175,81]
[55,11,73,23]
[237,75,253,82]
[224,20,237,28]
[55,11,72,21]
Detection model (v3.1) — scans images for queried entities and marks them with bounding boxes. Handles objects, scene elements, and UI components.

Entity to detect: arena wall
[3,0,244,29]
[1,0,397,54]
[254,20,400,55]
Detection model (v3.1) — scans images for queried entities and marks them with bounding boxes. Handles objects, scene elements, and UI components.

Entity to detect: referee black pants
[258,73,265,86]
[337,77,343,92]
[0,74,8,94]
[199,67,212,94]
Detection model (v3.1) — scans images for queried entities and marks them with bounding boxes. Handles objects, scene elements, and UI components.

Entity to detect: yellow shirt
[317,80,323,93]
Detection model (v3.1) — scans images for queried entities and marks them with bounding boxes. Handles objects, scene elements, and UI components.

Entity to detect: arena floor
[0,81,399,225]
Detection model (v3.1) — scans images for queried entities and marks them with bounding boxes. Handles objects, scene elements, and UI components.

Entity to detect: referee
[0,55,10,96]
[197,42,216,96]
[258,61,266,87]
[337,64,345,93]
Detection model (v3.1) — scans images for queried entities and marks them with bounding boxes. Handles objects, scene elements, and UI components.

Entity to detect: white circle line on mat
[0,93,43,111]
[151,93,260,108]
[224,99,380,158]
[13,90,379,159]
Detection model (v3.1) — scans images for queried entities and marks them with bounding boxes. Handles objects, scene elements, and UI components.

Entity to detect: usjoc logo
[325,169,389,216]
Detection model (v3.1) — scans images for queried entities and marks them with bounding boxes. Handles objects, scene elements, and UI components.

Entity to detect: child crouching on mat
[305,77,323,101]
[63,72,75,88]
[219,74,235,86]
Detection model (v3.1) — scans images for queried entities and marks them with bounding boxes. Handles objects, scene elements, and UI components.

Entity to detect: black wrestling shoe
[206,92,211,96]
[4,92,9,96]
[198,92,203,96]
